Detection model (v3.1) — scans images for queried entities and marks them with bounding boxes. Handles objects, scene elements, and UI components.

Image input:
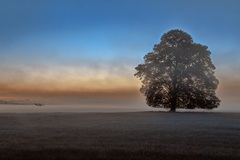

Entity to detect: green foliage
[134,29,220,111]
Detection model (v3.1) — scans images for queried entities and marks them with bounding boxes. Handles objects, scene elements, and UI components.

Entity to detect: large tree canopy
[134,29,220,112]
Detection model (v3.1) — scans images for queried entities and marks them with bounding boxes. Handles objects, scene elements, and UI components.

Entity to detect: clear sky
[0,0,240,111]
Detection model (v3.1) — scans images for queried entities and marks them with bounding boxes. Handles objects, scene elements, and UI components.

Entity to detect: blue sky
[0,0,240,111]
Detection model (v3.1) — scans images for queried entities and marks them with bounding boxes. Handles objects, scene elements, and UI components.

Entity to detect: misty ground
[0,112,239,160]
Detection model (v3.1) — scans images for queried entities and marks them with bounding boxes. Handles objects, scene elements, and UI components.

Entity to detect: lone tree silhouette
[134,29,220,112]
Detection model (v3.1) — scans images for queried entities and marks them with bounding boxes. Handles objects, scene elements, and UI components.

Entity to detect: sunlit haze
[0,0,240,112]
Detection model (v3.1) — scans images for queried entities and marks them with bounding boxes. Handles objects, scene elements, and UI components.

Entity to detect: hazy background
[0,0,239,112]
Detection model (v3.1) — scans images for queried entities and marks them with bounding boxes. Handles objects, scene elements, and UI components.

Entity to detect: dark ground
[0,112,239,160]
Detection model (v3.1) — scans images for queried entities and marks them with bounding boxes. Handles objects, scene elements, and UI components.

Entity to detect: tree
[134,29,220,112]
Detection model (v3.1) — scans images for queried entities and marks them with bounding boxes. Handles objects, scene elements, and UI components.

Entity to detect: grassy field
[0,112,239,160]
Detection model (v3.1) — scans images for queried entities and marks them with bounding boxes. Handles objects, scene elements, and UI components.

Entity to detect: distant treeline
[0,99,43,106]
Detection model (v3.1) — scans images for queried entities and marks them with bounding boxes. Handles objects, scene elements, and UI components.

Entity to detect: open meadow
[0,112,239,160]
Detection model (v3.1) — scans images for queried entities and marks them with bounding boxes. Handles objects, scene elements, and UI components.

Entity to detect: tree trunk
[169,96,177,112]
[170,70,178,112]
[170,107,176,112]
